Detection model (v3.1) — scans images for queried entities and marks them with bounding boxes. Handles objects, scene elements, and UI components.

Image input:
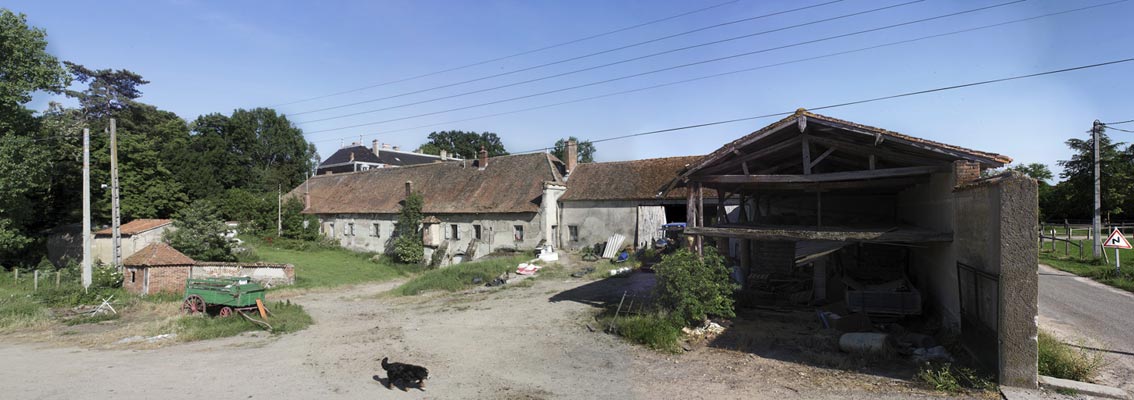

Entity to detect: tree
[391,192,424,264]
[0,9,69,118]
[1008,163,1054,183]
[280,197,319,240]
[654,247,735,326]
[164,200,235,262]
[416,130,507,159]
[1055,129,1134,221]
[64,62,148,119]
[551,136,596,164]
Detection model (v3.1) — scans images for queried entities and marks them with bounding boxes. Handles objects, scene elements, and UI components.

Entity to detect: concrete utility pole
[81,128,92,289]
[110,118,122,268]
[277,184,283,237]
[1093,120,1103,258]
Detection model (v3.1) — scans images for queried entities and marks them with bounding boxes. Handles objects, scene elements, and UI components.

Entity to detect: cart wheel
[218,307,233,317]
[182,295,206,314]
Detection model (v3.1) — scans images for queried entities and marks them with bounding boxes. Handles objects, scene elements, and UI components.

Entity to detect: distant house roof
[561,156,714,201]
[317,145,443,170]
[123,242,195,266]
[94,219,173,236]
[291,153,565,214]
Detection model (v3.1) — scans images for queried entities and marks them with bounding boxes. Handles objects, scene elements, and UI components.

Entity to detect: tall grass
[602,312,683,353]
[169,301,313,341]
[392,256,528,296]
[1038,330,1103,382]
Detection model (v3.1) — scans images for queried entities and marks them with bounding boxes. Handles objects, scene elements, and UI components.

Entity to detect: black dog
[381,357,429,390]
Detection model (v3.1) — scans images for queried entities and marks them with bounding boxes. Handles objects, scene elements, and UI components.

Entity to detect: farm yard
[0,253,971,399]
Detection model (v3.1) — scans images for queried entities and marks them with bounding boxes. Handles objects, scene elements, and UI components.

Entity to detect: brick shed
[122,242,195,295]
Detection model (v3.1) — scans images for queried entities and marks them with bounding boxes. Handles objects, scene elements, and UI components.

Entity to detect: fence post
[1079,240,1084,260]
[33,270,38,292]
[55,271,61,288]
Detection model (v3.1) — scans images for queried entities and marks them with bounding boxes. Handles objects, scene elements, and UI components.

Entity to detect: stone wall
[123,263,294,295]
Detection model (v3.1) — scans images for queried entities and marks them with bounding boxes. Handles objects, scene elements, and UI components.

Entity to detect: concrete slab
[1039,375,1131,399]
[1001,385,1071,400]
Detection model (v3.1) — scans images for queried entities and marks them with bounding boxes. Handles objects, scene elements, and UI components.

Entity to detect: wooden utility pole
[110,119,121,268]
[1093,120,1103,258]
[82,128,92,289]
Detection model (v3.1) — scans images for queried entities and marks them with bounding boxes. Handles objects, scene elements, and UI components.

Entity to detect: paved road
[1038,264,1134,391]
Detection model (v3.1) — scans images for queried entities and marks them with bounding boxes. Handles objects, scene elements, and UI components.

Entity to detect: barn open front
[669,110,1038,387]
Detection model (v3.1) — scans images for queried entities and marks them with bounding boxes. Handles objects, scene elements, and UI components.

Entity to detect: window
[513,225,524,241]
[328,222,335,237]
[569,225,579,242]
[130,271,136,283]
[450,224,460,240]
[372,223,380,237]
[347,222,355,236]
[473,224,482,240]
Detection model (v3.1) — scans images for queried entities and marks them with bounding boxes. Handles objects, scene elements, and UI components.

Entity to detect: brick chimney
[566,139,577,174]
[953,160,981,186]
[478,146,488,170]
[372,140,380,157]
[405,181,413,198]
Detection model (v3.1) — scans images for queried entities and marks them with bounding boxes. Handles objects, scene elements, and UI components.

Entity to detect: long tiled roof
[318,145,442,169]
[291,153,564,214]
[94,219,172,236]
[561,156,713,201]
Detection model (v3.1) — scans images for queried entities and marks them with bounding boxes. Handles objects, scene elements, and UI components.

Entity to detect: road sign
[1103,228,1132,249]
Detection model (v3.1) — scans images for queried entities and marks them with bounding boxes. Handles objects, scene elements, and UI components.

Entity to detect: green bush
[1038,330,1103,382]
[607,312,683,353]
[392,192,425,264]
[653,248,735,326]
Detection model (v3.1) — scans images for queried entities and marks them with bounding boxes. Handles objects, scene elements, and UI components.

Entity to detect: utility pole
[1093,120,1103,258]
[81,128,92,289]
[277,184,283,237]
[110,118,122,269]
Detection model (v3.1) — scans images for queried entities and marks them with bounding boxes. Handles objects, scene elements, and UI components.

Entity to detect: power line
[1104,125,1134,133]
[289,0,858,117]
[1104,119,1134,125]
[300,0,1025,134]
[503,57,1134,154]
[269,0,740,107]
[306,0,1124,145]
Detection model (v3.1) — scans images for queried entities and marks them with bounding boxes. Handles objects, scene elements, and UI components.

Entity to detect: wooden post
[55,271,61,288]
[686,183,696,252]
[695,182,704,257]
[716,191,728,256]
[33,270,38,292]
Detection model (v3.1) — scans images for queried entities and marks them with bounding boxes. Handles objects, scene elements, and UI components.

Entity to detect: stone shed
[667,109,1037,387]
[93,219,174,265]
[122,243,295,295]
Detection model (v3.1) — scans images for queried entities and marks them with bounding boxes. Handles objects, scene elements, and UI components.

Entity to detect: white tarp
[636,206,667,249]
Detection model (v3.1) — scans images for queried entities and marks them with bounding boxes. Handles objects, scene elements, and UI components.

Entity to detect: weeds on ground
[167,300,312,341]
[916,362,996,394]
[599,311,683,353]
[1038,330,1104,382]
[392,256,529,296]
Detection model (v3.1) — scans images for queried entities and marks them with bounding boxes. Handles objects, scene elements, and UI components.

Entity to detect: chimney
[382,143,391,149]
[405,181,413,198]
[372,140,380,157]
[440,150,447,161]
[953,160,980,186]
[566,139,577,174]
[478,146,488,170]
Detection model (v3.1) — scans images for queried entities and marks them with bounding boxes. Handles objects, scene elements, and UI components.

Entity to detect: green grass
[600,312,683,353]
[1040,250,1134,293]
[915,362,997,394]
[392,256,529,296]
[168,300,313,341]
[1038,330,1103,382]
[244,236,422,288]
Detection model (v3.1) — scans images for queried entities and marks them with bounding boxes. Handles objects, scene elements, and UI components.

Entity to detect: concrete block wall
[954,171,1039,388]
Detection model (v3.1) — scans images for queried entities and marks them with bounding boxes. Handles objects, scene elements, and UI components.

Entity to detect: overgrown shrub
[165,200,236,262]
[606,312,683,353]
[392,193,424,264]
[653,248,736,326]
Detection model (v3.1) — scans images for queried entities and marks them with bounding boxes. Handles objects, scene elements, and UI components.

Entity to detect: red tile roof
[122,242,195,266]
[94,219,173,236]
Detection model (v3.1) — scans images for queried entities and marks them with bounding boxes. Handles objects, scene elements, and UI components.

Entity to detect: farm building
[666,109,1037,387]
[291,150,566,265]
[122,242,294,295]
[92,219,175,265]
[316,140,448,175]
[558,156,737,250]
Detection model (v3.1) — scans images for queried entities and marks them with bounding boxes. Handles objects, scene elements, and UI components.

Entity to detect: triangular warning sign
[1104,228,1132,249]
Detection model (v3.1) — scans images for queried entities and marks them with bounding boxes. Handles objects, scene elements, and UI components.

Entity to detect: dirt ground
[0,267,982,399]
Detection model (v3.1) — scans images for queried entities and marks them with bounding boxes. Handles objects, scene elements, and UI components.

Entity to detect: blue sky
[9,0,1134,180]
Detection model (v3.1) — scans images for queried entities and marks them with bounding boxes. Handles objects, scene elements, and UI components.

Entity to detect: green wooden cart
[181,276,266,317]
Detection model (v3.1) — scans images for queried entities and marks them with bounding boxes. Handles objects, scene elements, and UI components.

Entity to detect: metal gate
[956,262,1000,378]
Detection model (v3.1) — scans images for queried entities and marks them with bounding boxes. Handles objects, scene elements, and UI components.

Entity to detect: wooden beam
[697,137,802,175]
[683,118,800,177]
[869,154,876,170]
[801,137,813,175]
[804,135,949,167]
[810,118,1005,166]
[741,161,750,176]
[809,146,836,169]
[686,224,953,243]
[696,166,947,184]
